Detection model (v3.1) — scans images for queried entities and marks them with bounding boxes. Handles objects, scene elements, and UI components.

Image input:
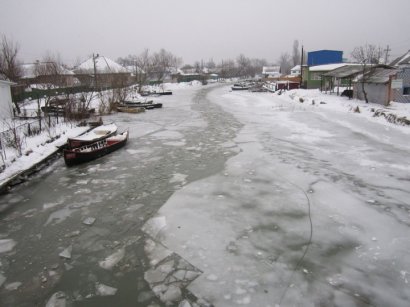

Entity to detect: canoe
[64,130,128,166]
[67,123,117,149]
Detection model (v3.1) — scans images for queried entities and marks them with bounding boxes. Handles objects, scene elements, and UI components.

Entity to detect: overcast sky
[1,0,409,66]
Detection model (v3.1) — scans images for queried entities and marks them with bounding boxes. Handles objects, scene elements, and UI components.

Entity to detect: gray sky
[1,0,409,66]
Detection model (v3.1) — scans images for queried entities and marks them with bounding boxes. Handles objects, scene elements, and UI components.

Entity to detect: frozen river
[1,84,410,306]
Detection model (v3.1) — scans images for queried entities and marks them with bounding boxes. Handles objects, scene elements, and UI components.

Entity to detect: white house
[290,65,301,76]
[0,80,15,120]
[262,66,281,79]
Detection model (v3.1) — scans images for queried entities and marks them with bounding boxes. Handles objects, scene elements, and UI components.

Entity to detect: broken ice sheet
[0,239,16,253]
[95,283,118,296]
[45,291,66,307]
[99,249,125,270]
[82,217,96,226]
[59,245,72,259]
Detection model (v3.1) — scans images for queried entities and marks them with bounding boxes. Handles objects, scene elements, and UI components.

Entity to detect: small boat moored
[64,130,129,166]
[231,83,250,91]
[116,105,145,113]
[67,123,118,149]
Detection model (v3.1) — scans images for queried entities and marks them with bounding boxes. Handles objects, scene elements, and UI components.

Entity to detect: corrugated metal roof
[390,50,410,66]
[358,67,398,84]
[323,64,364,78]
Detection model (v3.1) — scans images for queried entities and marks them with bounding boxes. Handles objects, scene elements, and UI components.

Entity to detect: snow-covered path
[152,87,410,306]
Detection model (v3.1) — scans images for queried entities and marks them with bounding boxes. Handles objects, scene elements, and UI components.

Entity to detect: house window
[403,87,410,95]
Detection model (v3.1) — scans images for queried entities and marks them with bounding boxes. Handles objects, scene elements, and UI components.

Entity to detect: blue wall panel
[308,50,343,66]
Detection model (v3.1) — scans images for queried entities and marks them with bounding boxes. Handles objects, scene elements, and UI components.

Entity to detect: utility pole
[384,45,391,64]
[93,53,99,90]
[300,45,304,88]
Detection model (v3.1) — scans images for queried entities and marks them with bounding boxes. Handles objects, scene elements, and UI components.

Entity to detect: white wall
[0,82,14,120]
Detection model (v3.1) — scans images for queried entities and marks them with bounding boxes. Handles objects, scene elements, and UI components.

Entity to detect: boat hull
[64,131,128,166]
[67,124,118,149]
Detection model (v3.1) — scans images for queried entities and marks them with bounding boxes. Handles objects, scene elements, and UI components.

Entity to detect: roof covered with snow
[262,66,280,74]
[20,62,74,79]
[309,63,347,72]
[291,65,301,71]
[74,56,127,74]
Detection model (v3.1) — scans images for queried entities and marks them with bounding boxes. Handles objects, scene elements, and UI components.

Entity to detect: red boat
[64,130,128,166]
[67,123,118,149]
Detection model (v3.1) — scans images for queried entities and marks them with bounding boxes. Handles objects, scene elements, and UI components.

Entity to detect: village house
[262,66,281,81]
[390,50,410,103]
[20,61,77,87]
[304,63,346,89]
[353,66,398,105]
[302,50,344,89]
[73,55,131,89]
[0,79,15,120]
[290,65,301,76]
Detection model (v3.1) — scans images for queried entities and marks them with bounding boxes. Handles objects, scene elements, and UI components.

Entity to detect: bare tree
[292,40,301,67]
[0,35,22,82]
[250,58,268,77]
[151,49,182,83]
[236,54,252,78]
[134,49,153,93]
[219,59,236,79]
[351,44,383,103]
[278,52,292,75]
[33,52,67,108]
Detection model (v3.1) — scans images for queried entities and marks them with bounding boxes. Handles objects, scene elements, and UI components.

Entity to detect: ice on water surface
[0,239,16,253]
[142,87,410,306]
[99,248,125,270]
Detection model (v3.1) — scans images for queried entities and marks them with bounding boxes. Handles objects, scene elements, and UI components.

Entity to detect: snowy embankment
[0,124,88,188]
[144,87,410,306]
[281,88,410,127]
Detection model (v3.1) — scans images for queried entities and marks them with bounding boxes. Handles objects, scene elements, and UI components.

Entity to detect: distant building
[73,55,131,88]
[307,50,343,66]
[20,62,77,87]
[262,66,281,80]
[290,65,301,76]
[0,80,15,120]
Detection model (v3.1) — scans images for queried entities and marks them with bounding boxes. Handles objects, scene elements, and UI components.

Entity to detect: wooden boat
[64,130,129,166]
[67,123,117,149]
[140,90,172,96]
[231,83,249,91]
[116,105,145,113]
[158,90,172,95]
[119,101,162,109]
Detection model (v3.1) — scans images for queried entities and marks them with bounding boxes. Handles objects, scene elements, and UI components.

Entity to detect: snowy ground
[145,87,410,306]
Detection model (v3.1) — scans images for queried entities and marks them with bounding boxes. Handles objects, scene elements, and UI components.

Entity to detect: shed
[354,67,398,105]
[0,80,15,120]
[322,64,364,96]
